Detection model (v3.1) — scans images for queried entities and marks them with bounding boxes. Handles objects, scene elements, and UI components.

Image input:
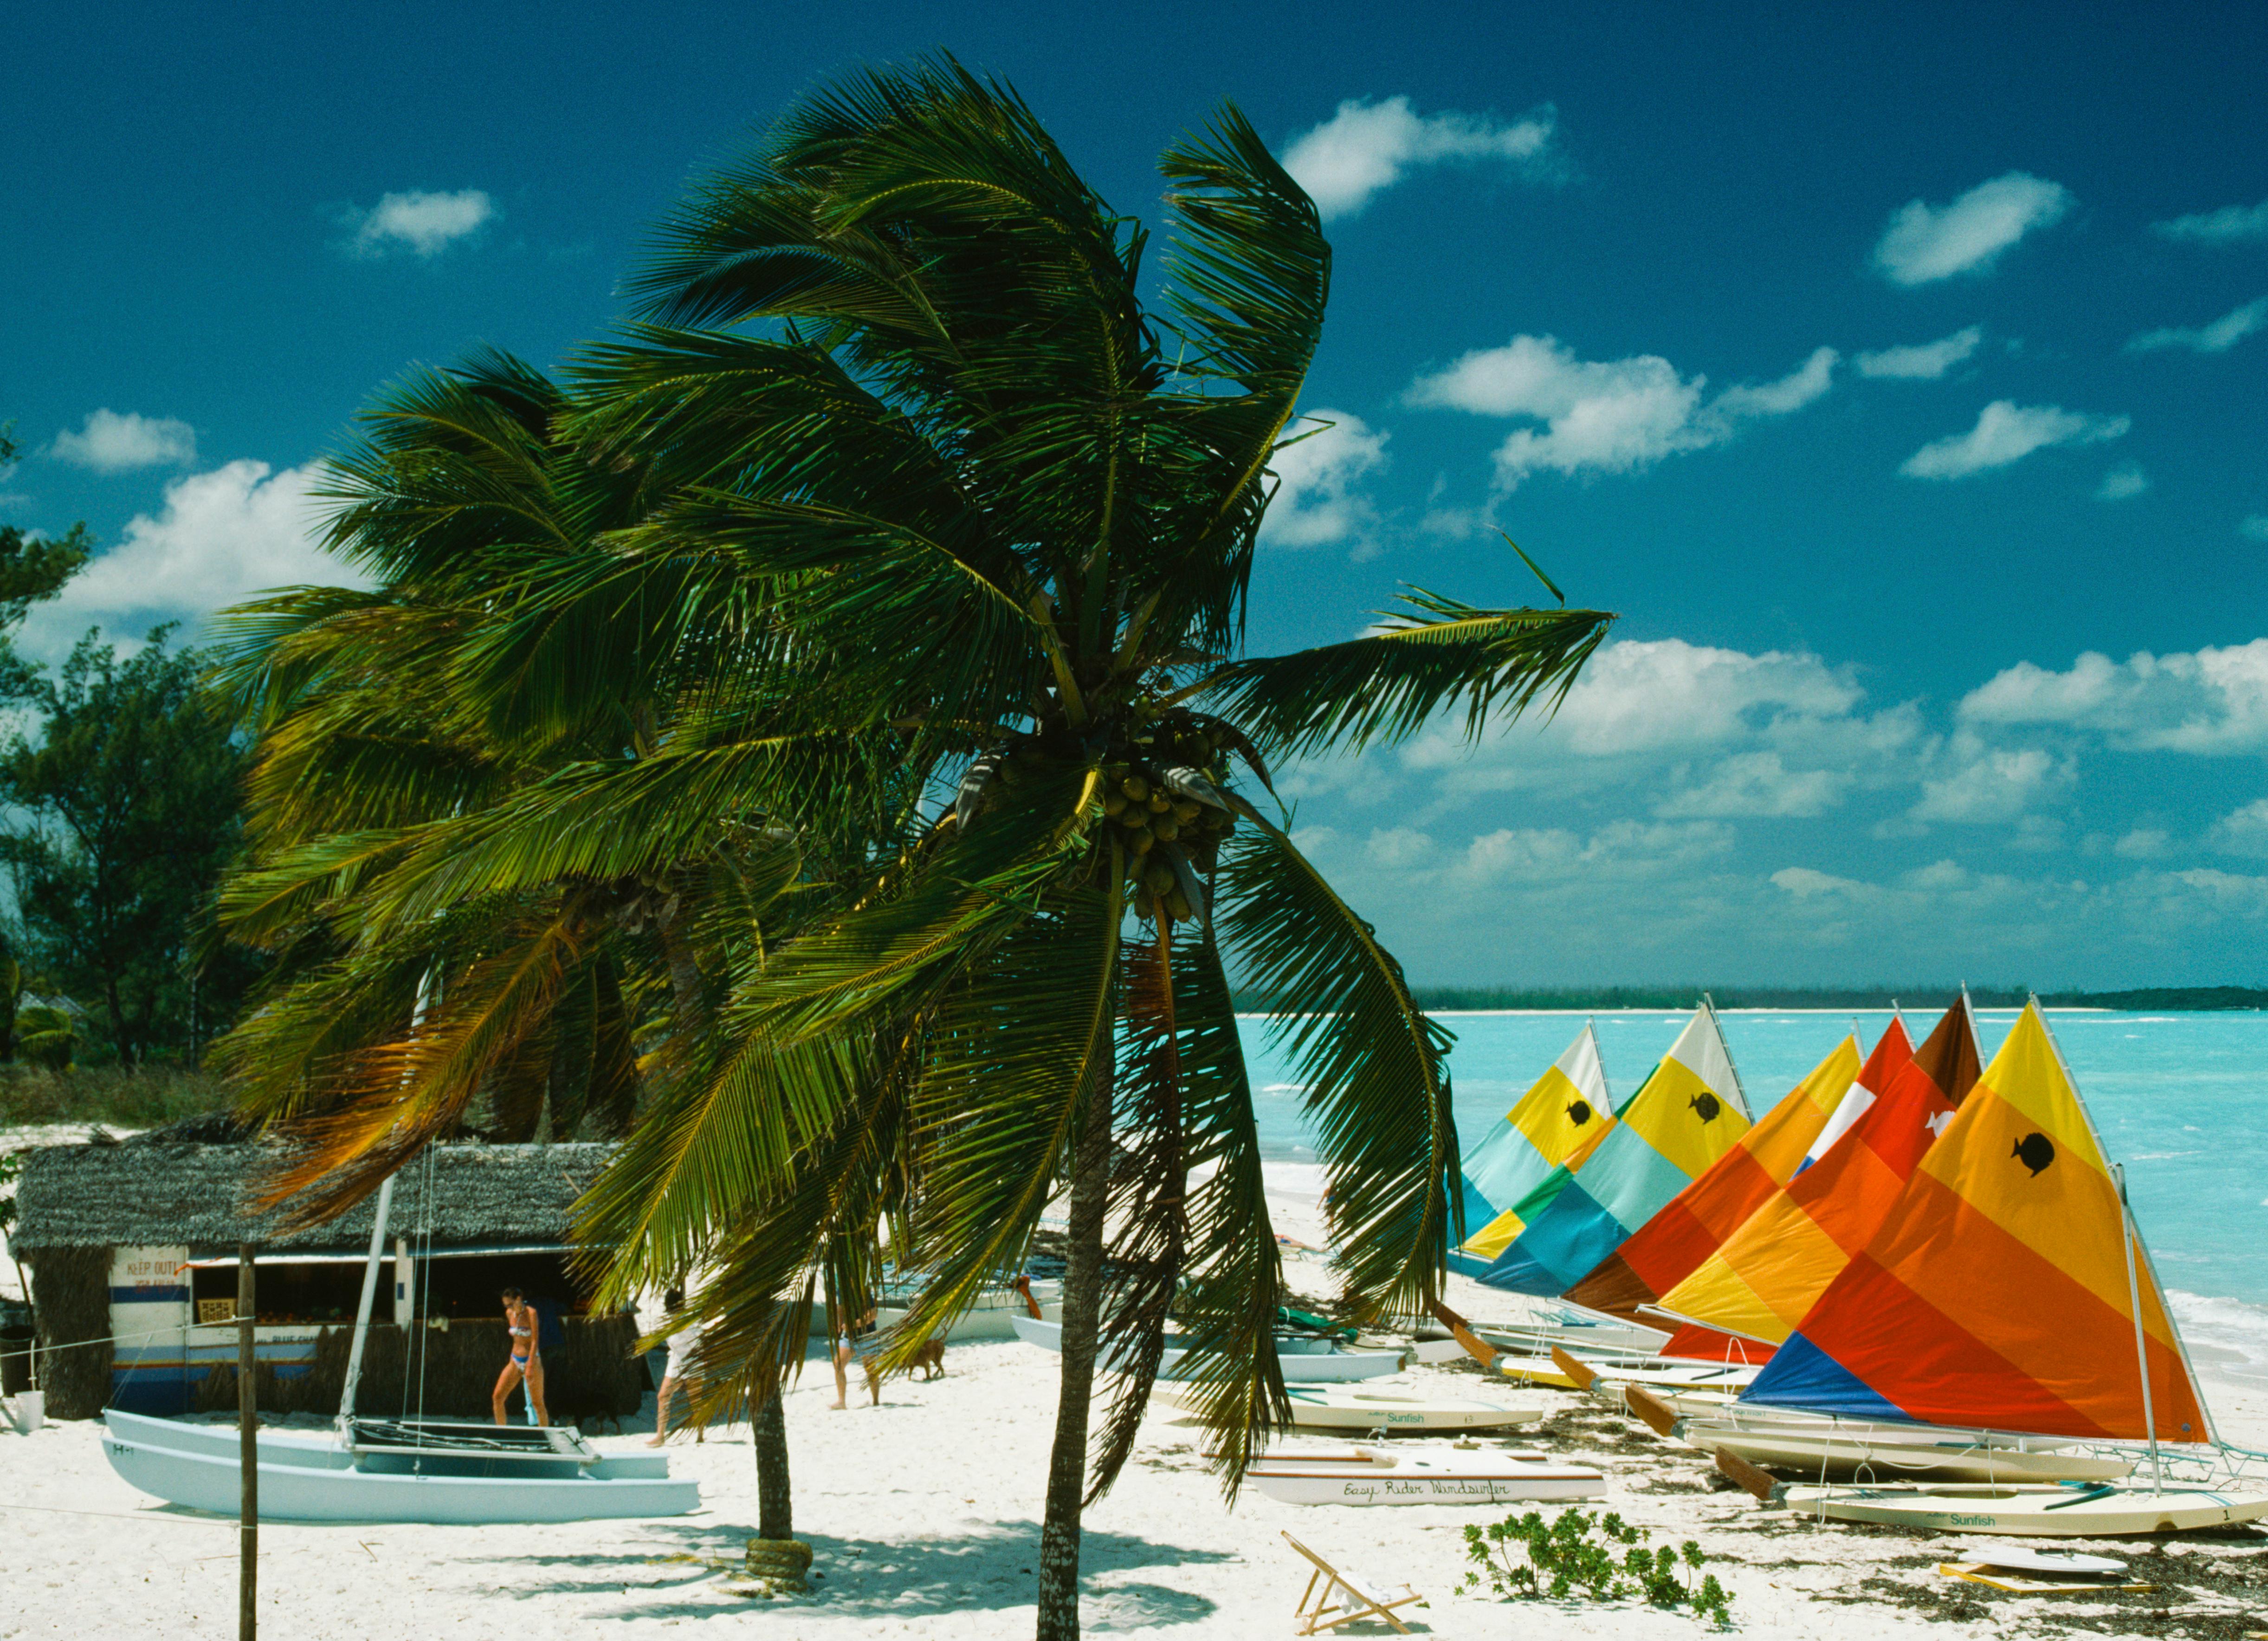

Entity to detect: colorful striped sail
[1561,1032,1863,1325]
[1457,1022,1615,1236]
[1652,999,1979,1344]
[1741,1001,2209,1442]
[1456,1004,1751,1295]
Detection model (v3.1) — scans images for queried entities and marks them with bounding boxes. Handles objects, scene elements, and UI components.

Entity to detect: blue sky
[4,1,2266,987]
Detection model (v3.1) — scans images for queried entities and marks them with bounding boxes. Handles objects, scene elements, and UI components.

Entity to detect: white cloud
[1909,741,2071,824]
[1960,641,2268,754]
[1711,347,1839,418]
[1504,638,1863,757]
[1260,410,1388,553]
[349,188,494,257]
[2126,296,2268,355]
[2210,799,2268,857]
[2244,516,2268,542]
[1654,750,1850,818]
[1872,172,2072,285]
[1854,326,1984,380]
[21,460,364,656]
[2113,828,2171,859]
[1770,865,1867,899]
[1899,400,2128,480]
[1405,336,1835,489]
[2095,461,2149,502]
[1281,96,1557,221]
[2152,200,2268,245]
[45,409,197,472]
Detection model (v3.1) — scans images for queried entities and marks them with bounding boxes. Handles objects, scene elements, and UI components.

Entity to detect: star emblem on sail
[1738,999,2210,1444]
[1451,1001,1752,1296]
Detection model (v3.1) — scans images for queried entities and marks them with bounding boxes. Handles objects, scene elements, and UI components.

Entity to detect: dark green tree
[0,629,250,1063]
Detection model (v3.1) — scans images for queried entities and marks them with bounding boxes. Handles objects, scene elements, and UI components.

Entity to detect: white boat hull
[1151,1382,1544,1433]
[1248,1449,1606,1507]
[1009,1317,1404,1383]
[1498,1353,1759,1393]
[101,1414,695,1523]
[1686,1421,2133,1484]
[1777,1481,2268,1537]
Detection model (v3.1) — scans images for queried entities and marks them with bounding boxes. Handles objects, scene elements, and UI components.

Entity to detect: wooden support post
[238,1243,256,1641]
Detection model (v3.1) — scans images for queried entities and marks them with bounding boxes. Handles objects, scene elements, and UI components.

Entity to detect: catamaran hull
[102,1432,700,1524]
[103,1410,673,1481]
[1777,1482,2268,1537]
[1249,1465,1606,1506]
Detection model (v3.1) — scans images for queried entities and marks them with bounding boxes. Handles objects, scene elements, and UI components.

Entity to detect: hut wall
[194,1315,648,1426]
[30,1246,114,1420]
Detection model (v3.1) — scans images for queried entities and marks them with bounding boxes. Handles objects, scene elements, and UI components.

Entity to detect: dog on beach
[908,1335,947,1380]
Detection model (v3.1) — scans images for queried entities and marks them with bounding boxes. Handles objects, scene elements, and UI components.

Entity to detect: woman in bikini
[492,1287,549,1426]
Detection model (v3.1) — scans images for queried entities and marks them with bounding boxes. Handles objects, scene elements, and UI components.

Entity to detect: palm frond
[1213,813,1459,1321]
[1193,588,1613,758]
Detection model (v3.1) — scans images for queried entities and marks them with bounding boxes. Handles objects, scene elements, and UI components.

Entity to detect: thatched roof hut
[13,1135,642,1421]
[11,1133,612,1255]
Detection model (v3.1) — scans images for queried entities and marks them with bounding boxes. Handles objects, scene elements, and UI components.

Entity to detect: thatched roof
[11,1140,613,1256]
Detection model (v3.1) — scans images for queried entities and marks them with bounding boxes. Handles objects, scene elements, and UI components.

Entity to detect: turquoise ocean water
[1237,1009,2268,1378]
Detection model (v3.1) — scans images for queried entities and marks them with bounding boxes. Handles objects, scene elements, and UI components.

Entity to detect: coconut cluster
[1097,716,1238,923]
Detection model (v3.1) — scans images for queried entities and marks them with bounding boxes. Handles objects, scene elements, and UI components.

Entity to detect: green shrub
[1461,1507,1733,1626]
[16,1006,74,1070]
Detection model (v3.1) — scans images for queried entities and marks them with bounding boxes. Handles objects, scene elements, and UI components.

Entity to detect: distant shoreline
[1234,985,2268,1012]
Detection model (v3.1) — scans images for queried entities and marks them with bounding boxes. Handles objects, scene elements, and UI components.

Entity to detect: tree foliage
[0,629,251,1064]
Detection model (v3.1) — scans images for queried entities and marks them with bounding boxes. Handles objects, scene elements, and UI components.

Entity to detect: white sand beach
[6,1194,2268,1640]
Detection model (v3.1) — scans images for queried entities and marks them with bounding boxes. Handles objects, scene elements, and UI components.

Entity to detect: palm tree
[546,59,1614,1639]
[207,61,1610,1637]
[202,351,894,1534]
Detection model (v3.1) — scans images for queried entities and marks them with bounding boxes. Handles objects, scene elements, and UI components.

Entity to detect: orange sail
[1742,1001,2210,1443]
[1654,998,1978,1344]
[1562,1033,1862,1326]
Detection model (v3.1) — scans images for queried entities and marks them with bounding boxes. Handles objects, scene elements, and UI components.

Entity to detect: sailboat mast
[338,970,434,1430]
[1700,993,1752,1118]
[2113,1162,2164,1494]
[336,1175,396,1428]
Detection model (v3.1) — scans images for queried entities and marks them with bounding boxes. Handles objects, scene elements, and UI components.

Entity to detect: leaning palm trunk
[1037,1051,1113,1638]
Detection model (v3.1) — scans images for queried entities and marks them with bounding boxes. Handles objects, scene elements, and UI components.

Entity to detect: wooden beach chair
[1281,1531,1423,1634]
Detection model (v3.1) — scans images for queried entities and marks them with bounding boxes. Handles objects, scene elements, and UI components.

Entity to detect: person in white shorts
[648,1288,705,1445]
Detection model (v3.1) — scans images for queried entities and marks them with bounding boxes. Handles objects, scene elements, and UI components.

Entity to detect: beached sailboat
[100,1171,700,1524]
[1502,1345,1762,1395]
[1721,1001,2268,1534]
[1150,1380,1545,1433]
[1454,1022,1617,1247]
[1454,1002,1752,1296]
[1650,997,1977,1346]
[1009,1315,1404,1383]
[1247,1442,1606,1506]
[1561,1027,1869,1330]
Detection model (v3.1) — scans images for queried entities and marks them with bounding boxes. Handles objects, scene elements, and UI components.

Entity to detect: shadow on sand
[487,1516,1232,1627]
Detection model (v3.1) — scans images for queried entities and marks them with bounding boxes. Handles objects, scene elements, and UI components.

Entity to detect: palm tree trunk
[753,1382,792,1539]
[657,900,795,1538]
[1035,1054,1113,1641]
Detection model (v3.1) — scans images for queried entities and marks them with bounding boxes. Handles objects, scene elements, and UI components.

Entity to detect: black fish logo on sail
[1689,1092,1721,1123]
[1566,1100,1593,1126]
[2011,1133,2055,1177]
